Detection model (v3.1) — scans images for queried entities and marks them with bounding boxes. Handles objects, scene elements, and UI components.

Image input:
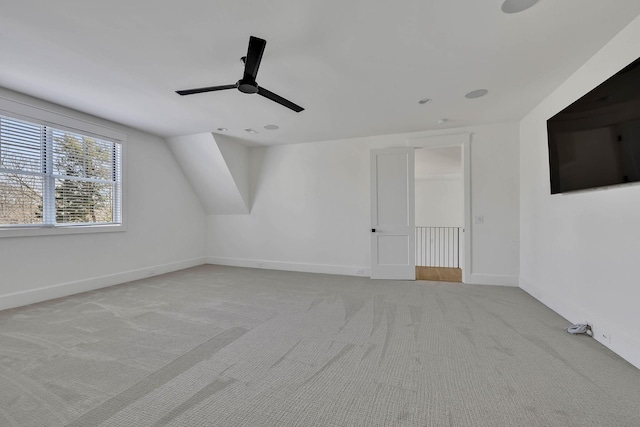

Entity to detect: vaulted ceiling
[2,1,640,146]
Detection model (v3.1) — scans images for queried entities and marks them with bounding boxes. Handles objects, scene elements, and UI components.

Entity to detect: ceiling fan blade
[257,87,304,112]
[176,84,237,96]
[243,36,266,82]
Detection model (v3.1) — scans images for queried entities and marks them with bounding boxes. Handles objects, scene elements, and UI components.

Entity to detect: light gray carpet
[0,265,639,426]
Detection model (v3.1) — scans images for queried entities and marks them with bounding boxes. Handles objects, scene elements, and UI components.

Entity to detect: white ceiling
[2,1,640,146]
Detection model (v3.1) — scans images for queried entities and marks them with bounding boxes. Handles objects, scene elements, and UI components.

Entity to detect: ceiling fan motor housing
[238,79,259,94]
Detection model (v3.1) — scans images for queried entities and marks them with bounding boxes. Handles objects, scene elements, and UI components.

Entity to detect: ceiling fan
[176,36,304,113]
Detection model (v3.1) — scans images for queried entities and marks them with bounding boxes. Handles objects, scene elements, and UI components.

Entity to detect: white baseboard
[520,277,640,370]
[0,257,207,312]
[208,257,517,286]
[465,273,519,287]
[206,256,370,278]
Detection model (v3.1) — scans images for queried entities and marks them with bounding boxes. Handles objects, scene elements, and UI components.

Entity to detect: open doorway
[414,146,463,282]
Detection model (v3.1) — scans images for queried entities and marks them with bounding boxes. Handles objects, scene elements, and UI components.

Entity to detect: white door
[370,148,415,280]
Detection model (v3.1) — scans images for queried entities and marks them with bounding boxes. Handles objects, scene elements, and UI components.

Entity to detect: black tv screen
[547,57,640,194]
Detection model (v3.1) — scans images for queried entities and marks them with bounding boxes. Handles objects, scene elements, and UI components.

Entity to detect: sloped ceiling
[2,1,640,146]
[167,133,251,214]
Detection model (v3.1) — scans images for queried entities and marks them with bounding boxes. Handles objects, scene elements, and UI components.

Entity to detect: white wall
[207,123,519,285]
[0,89,207,310]
[519,16,640,368]
[415,178,463,227]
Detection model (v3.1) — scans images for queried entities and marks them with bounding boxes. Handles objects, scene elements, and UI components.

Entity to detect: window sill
[0,223,126,239]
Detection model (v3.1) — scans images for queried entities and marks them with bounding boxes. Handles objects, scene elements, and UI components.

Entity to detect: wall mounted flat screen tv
[547,57,640,194]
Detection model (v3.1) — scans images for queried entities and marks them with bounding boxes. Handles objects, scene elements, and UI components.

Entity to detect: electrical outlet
[257,262,264,268]
[589,321,612,344]
[474,215,484,224]
[598,328,612,344]
[356,269,364,275]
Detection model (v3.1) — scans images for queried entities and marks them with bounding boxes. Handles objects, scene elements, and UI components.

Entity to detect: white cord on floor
[566,323,593,336]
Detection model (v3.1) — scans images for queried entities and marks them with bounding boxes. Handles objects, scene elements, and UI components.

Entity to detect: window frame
[0,96,127,238]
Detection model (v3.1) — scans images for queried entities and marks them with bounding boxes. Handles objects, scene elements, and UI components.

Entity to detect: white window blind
[0,114,122,228]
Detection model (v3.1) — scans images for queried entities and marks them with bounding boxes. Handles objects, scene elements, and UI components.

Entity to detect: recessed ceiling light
[437,119,448,124]
[244,128,258,134]
[418,98,432,105]
[264,124,279,130]
[465,89,488,99]
[501,0,539,14]
[216,127,227,132]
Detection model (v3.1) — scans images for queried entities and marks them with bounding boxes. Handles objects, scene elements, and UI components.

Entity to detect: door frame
[406,132,471,283]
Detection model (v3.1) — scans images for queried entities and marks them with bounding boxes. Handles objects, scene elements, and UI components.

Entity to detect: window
[0,114,123,233]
